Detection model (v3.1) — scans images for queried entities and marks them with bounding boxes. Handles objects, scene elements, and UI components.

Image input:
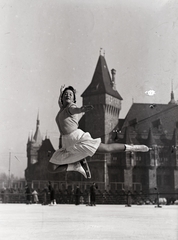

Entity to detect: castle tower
[27,113,43,164]
[80,52,123,187]
[33,112,43,145]
[81,53,123,143]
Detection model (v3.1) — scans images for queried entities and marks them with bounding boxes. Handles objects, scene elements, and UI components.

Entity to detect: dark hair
[61,86,76,105]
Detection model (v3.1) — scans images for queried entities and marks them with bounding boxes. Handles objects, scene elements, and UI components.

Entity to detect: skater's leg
[47,162,67,172]
[96,143,149,153]
[97,143,125,153]
[47,161,88,178]
[67,162,87,178]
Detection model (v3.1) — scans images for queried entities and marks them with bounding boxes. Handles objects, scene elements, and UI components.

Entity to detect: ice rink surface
[0,204,177,240]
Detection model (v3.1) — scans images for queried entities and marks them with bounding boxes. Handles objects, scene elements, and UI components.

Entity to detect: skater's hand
[58,85,65,108]
[81,105,94,113]
[60,85,65,95]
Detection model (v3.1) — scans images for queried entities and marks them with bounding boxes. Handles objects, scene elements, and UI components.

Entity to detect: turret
[168,80,176,104]
[33,112,43,146]
[111,69,116,90]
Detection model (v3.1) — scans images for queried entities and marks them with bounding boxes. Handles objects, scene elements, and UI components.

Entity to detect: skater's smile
[62,90,74,106]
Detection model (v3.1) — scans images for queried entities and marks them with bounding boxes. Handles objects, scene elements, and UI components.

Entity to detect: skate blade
[83,159,91,179]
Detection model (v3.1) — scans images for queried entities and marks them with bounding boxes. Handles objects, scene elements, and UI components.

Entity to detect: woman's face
[62,89,74,106]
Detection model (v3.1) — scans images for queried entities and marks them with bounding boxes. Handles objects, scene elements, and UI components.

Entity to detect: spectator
[48,181,56,205]
[42,185,48,205]
[75,185,81,205]
[90,182,98,206]
[85,189,91,206]
[125,190,132,207]
[25,184,31,204]
[1,187,6,203]
[32,189,39,204]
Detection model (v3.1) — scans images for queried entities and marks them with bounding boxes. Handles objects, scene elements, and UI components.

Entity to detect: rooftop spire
[147,127,156,146]
[99,48,105,57]
[33,111,42,146]
[168,80,176,104]
[27,133,31,143]
[37,110,40,127]
[111,69,116,90]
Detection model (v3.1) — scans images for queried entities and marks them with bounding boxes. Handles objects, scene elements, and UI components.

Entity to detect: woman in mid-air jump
[48,85,149,178]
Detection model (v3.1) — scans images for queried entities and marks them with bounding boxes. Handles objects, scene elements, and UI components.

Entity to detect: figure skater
[48,85,149,178]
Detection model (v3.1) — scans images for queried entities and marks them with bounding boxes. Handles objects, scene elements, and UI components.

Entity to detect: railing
[27,181,142,192]
[0,191,177,205]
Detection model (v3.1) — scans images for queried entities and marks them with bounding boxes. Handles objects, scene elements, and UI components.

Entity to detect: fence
[0,190,177,205]
[25,181,142,192]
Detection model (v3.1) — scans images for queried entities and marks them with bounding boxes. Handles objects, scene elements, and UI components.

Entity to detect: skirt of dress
[49,129,101,165]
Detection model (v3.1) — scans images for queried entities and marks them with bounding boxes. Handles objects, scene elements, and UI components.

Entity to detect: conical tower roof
[168,80,176,104]
[123,126,133,144]
[81,55,122,100]
[33,112,43,146]
[147,128,156,146]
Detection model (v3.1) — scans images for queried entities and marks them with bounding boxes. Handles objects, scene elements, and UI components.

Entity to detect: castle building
[25,53,178,194]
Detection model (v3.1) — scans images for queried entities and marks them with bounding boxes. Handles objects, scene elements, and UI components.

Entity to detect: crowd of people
[0,181,107,205]
[24,182,99,206]
[0,183,176,206]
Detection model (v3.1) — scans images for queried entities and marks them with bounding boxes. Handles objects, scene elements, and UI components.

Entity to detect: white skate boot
[67,162,87,178]
[125,144,150,152]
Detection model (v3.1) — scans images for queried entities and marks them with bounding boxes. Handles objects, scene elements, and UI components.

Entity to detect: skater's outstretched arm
[69,105,94,115]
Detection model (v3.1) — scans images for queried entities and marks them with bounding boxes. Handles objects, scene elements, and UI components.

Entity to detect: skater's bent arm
[58,85,65,108]
[69,105,94,115]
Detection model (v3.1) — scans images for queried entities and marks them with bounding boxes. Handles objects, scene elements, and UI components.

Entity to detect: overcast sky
[0,0,178,178]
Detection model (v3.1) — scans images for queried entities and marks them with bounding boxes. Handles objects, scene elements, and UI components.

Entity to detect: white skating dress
[49,103,101,165]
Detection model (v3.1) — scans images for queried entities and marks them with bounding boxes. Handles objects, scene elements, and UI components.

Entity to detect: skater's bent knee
[47,162,67,173]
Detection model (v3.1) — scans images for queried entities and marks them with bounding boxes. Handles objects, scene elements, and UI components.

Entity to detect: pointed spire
[147,128,156,147]
[124,126,133,144]
[45,130,48,139]
[27,133,31,143]
[31,132,35,142]
[168,80,176,104]
[111,69,116,90]
[37,110,40,127]
[33,111,42,146]
[99,48,105,57]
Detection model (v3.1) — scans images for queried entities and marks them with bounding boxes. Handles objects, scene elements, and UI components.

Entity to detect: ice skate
[68,162,87,178]
[80,159,91,179]
[47,162,67,173]
[125,144,150,152]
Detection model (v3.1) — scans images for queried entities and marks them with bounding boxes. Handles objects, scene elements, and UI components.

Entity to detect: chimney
[111,69,116,90]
